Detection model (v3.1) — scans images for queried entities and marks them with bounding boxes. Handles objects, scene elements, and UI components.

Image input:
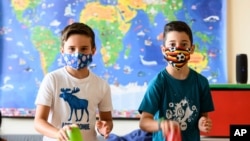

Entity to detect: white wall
[227,0,250,83]
[1,0,250,136]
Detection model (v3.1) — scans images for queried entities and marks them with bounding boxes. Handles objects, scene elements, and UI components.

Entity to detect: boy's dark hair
[163,21,193,45]
[61,22,96,48]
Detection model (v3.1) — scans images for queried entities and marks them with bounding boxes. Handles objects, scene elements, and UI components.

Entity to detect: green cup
[66,126,83,141]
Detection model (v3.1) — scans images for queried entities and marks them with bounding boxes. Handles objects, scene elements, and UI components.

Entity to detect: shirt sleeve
[34,73,54,107]
[98,81,113,112]
[138,77,162,115]
[199,76,215,113]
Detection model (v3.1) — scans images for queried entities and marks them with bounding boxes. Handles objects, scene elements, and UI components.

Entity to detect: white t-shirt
[35,67,113,141]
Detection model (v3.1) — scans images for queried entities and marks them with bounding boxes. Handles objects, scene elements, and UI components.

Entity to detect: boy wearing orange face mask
[138,21,214,141]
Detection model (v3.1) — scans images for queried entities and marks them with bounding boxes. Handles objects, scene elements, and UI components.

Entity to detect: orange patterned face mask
[164,46,191,69]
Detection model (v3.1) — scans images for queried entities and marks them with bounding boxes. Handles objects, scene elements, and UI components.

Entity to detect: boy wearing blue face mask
[138,21,214,141]
[34,22,113,141]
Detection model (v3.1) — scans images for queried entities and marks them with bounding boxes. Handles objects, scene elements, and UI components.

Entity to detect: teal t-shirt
[138,68,214,141]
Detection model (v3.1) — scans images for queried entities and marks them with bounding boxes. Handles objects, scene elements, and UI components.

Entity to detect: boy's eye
[69,47,75,51]
[181,43,188,47]
[170,43,176,47]
[81,48,87,51]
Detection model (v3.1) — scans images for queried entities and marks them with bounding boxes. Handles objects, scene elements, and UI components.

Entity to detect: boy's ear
[91,47,96,55]
[161,45,166,55]
[190,45,195,54]
[60,47,64,53]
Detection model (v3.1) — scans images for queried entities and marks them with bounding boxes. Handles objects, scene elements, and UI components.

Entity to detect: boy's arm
[34,105,63,139]
[199,112,212,133]
[139,112,159,132]
[139,111,180,137]
[96,111,113,138]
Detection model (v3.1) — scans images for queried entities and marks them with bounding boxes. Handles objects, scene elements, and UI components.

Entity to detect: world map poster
[0,0,227,118]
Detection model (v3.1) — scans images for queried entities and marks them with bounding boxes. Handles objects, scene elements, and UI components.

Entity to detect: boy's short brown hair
[61,22,96,48]
[163,21,193,45]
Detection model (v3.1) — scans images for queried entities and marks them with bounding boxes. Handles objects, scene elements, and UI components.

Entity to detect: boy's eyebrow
[182,39,189,42]
[168,40,176,42]
[81,45,89,48]
[167,40,189,42]
[66,45,75,48]
[66,45,89,47]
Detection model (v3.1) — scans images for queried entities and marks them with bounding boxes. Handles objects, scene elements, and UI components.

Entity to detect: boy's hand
[56,124,79,141]
[56,125,70,141]
[162,120,181,141]
[96,120,111,139]
[198,116,212,133]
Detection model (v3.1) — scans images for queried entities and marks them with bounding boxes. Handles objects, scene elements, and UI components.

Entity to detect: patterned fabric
[62,53,93,70]
[164,46,191,69]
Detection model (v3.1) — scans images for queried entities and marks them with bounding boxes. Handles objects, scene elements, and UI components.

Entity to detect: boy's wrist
[158,119,163,131]
[97,128,104,136]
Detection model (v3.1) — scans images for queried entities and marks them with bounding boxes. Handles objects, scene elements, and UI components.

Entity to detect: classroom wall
[227,0,250,84]
[1,0,250,136]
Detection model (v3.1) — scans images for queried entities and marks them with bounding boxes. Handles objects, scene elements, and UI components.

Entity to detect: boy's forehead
[64,35,92,44]
[165,31,190,41]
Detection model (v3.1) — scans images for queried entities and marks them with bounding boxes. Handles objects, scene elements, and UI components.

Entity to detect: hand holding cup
[66,125,83,141]
[162,120,182,141]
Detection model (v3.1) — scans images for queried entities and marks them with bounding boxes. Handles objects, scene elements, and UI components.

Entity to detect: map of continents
[0,0,226,117]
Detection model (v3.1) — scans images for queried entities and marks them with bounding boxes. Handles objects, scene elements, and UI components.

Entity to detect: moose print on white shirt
[60,87,89,122]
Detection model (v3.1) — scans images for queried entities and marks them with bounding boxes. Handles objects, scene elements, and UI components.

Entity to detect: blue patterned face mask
[62,53,93,70]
